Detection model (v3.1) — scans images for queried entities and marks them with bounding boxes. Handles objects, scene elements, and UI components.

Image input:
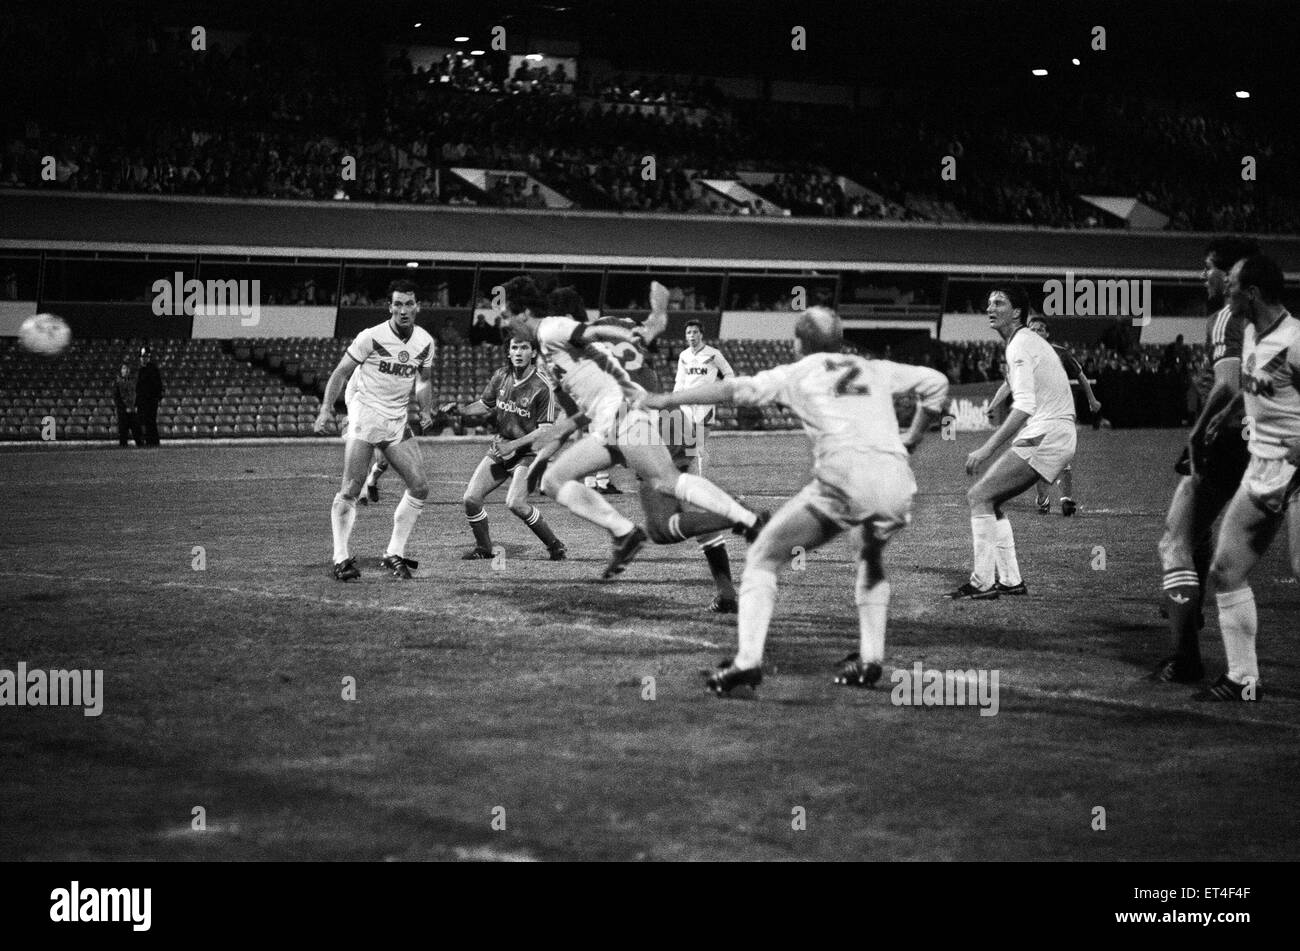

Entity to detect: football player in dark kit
[136,345,163,446]
[442,336,568,561]
[1151,235,1259,684]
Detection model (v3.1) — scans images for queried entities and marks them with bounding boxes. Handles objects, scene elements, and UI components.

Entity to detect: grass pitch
[2,428,1298,861]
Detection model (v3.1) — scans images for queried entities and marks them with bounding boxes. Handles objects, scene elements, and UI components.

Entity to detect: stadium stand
[4,11,1298,232]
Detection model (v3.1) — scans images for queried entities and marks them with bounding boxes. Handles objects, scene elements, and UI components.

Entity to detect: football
[19,313,72,356]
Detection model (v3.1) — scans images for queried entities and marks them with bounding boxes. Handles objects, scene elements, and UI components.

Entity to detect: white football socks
[1217,587,1259,685]
[674,473,754,527]
[556,480,635,538]
[993,517,1021,587]
[386,492,424,559]
[735,566,778,669]
[331,492,357,563]
[855,569,890,665]
[969,513,998,589]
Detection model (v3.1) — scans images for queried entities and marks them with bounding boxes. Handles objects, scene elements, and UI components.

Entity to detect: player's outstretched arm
[415,367,434,428]
[315,353,360,433]
[643,380,737,410]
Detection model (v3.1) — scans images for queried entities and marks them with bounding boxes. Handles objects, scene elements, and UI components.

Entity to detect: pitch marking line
[13,571,719,649]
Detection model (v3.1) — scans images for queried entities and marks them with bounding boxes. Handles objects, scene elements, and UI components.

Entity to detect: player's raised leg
[462,456,508,559]
[1035,477,1052,514]
[331,437,374,580]
[621,437,760,538]
[378,436,429,579]
[1203,487,1282,700]
[709,495,838,695]
[505,464,566,559]
[541,436,645,576]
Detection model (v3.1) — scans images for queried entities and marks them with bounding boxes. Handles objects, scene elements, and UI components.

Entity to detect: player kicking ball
[314,279,435,581]
[642,307,949,696]
[949,285,1076,600]
[1200,254,1300,701]
[440,336,567,561]
[504,275,763,579]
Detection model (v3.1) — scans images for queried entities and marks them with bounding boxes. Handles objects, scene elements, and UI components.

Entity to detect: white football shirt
[1242,311,1300,460]
[536,315,637,417]
[1004,326,1075,437]
[345,320,435,417]
[732,353,948,465]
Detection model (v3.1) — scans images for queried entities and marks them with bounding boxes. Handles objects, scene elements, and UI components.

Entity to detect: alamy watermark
[0,663,103,716]
[1042,271,1152,326]
[151,272,261,326]
[890,662,1000,716]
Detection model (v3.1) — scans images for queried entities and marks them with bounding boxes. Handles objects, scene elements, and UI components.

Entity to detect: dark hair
[1205,236,1260,273]
[684,319,703,334]
[547,285,588,323]
[387,279,419,298]
[989,283,1031,325]
[1235,253,1285,303]
[508,335,536,350]
[502,275,547,316]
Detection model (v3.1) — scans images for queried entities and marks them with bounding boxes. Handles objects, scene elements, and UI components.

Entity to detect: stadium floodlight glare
[414,22,422,28]
[1031,68,1048,77]
[1071,58,1080,66]
[1235,89,1251,99]
[454,35,469,42]
[470,50,486,56]
[526,53,544,61]
[405,262,419,268]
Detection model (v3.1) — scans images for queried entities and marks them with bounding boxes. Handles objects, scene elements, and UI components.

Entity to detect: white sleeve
[885,361,949,412]
[674,351,688,392]
[537,316,580,355]
[714,349,736,379]
[731,364,795,407]
[1007,338,1038,417]
[346,328,372,364]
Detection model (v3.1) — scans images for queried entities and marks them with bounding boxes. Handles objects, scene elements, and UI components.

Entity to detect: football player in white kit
[502,275,763,579]
[948,284,1076,600]
[674,319,735,472]
[1203,255,1300,701]
[314,280,435,581]
[643,307,949,696]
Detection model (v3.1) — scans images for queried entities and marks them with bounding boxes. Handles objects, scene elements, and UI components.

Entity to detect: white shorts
[1244,455,1300,513]
[584,389,627,444]
[345,400,410,447]
[1011,420,1077,483]
[801,451,916,540]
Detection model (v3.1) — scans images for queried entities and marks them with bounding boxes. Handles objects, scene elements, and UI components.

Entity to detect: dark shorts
[1175,429,1250,495]
[488,452,536,482]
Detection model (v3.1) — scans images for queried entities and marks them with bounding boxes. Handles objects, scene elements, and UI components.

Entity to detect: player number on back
[604,341,645,372]
[824,357,870,396]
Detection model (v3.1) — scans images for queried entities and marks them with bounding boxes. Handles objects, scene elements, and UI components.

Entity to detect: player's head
[1204,236,1260,304]
[387,279,420,332]
[987,284,1030,336]
[1027,316,1051,340]
[685,319,704,349]
[1227,253,1285,318]
[547,285,588,324]
[793,306,843,355]
[508,336,536,368]
[501,275,547,340]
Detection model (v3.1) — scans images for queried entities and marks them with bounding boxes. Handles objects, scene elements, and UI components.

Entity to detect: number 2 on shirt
[824,357,871,396]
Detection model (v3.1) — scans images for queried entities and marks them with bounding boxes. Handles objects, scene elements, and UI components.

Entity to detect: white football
[19,313,72,356]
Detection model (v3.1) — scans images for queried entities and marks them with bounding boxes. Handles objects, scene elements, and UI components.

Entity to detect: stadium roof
[5,193,1299,276]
